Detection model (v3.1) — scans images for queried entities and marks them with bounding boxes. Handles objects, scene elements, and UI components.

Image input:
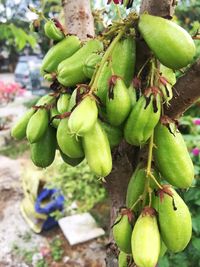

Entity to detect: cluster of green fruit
[11,13,196,267]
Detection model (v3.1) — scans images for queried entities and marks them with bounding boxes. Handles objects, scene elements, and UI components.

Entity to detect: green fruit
[83,53,102,79]
[118,251,132,267]
[138,14,196,69]
[68,89,77,111]
[95,37,136,105]
[82,121,112,177]
[96,62,112,105]
[57,118,84,158]
[124,94,161,146]
[113,213,132,254]
[41,36,81,74]
[126,166,160,211]
[159,64,176,104]
[26,109,49,144]
[57,93,70,114]
[159,240,167,259]
[44,19,64,41]
[68,96,98,136]
[57,39,103,86]
[132,207,160,267]
[106,77,131,126]
[99,120,123,149]
[11,108,35,140]
[30,126,56,168]
[59,150,84,167]
[128,82,137,107]
[50,107,60,128]
[111,37,136,87]
[153,122,194,188]
[156,186,192,252]
[36,94,55,106]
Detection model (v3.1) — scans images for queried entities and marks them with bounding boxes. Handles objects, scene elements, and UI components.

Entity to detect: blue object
[42,216,58,231]
[35,188,65,215]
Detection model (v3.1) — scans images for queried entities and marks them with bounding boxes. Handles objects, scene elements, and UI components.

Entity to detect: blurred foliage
[32,153,107,215]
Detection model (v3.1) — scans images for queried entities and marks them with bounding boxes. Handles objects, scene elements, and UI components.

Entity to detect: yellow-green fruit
[159,240,167,259]
[68,96,98,136]
[57,118,84,158]
[57,93,70,114]
[153,122,194,188]
[113,214,132,254]
[57,39,103,86]
[106,77,131,126]
[59,150,84,167]
[138,14,196,69]
[30,126,56,168]
[156,186,192,253]
[41,36,81,74]
[44,19,64,41]
[82,121,112,177]
[50,107,60,128]
[26,109,49,144]
[11,108,35,140]
[132,208,160,267]
[68,89,77,111]
[118,251,132,267]
[36,94,55,106]
[126,167,160,212]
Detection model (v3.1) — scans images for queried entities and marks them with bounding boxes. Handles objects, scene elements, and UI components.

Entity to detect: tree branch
[165,58,200,119]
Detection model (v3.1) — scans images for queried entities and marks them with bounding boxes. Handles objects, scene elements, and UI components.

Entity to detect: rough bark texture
[165,58,200,119]
[62,0,94,40]
[140,0,177,17]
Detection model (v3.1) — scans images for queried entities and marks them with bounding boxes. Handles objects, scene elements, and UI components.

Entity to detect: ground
[0,82,108,267]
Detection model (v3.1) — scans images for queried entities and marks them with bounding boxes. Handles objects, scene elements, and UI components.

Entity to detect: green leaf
[192,237,200,251]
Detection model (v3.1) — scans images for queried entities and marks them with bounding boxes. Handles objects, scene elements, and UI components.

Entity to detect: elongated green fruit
[31,126,56,168]
[96,62,112,105]
[68,96,98,136]
[124,94,161,146]
[83,53,102,79]
[83,121,112,177]
[113,214,132,254]
[126,166,160,211]
[96,37,136,104]
[156,186,192,252]
[159,240,167,259]
[118,251,132,267]
[106,77,131,126]
[159,64,176,104]
[26,109,49,143]
[138,14,196,69]
[50,107,60,128]
[11,108,35,140]
[57,93,70,113]
[57,118,84,158]
[57,39,103,86]
[99,120,123,149]
[128,82,137,107]
[153,122,194,188]
[41,36,81,74]
[59,150,84,167]
[68,89,77,111]
[36,94,55,106]
[111,37,136,87]
[132,207,160,267]
[44,20,64,41]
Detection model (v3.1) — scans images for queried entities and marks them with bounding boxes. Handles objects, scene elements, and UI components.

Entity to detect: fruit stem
[137,57,151,78]
[89,30,124,93]
[130,195,143,211]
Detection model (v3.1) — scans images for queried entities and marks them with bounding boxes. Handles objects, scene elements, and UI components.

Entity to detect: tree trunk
[61,1,200,266]
[62,0,94,40]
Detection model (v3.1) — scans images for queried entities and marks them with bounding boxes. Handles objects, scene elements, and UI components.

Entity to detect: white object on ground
[58,212,105,246]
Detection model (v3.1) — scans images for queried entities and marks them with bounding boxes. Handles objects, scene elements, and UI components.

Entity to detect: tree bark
[62,0,94,40]
[165,58,200,119]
